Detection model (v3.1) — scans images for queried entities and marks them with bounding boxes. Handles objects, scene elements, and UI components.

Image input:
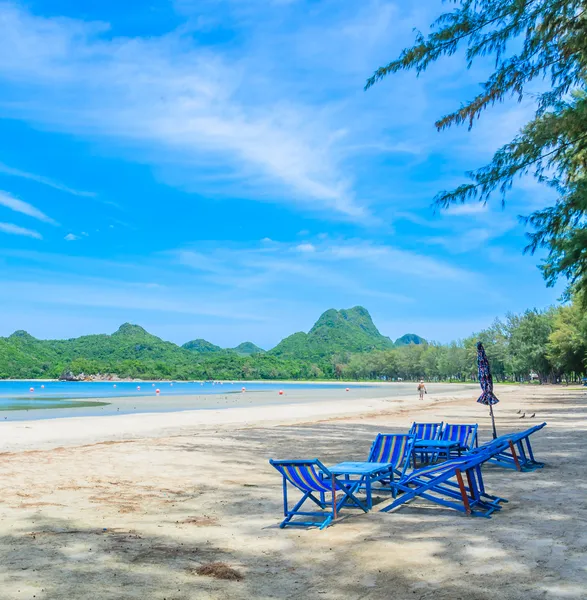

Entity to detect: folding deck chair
[409,422,443,463]
[380,450,507,518]
[440,423,478,457]
[269,459,369,529]
[409,422,443,441]
[471,423,546,472]
[366,434,415,495]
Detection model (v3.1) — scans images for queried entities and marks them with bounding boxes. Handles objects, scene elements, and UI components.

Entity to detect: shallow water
[0,380,369,420]
[0,380,364,401]
[0,380,477,422]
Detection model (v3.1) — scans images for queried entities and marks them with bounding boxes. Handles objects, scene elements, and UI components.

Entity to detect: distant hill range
[182,339,265,356]
[0,306,424,379]
[395,333,426,346]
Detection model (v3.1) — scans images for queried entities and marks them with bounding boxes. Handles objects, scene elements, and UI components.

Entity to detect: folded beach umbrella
[476,342,499,439]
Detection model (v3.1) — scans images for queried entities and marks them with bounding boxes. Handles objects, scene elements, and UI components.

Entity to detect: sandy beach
[0,383,585,599]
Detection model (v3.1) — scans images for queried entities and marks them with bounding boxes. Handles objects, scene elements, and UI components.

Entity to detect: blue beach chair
[368,434,415,474]
[366,434,415,495]
[409,422,443,441]
[409,422,443,463]
[440,423,478,456]
[269,459,369,529]
[471,423,547,472]
[381,450,507,518]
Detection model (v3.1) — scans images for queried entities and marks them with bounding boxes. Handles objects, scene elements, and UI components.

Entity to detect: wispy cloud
[0,278,270,322]
[0,221,42,239]
[0,161,95,197]
[0,190,57,224]
[0,2,376,220]
[64,233,80,241]
[443,203,488,216]
[174,237,475,298]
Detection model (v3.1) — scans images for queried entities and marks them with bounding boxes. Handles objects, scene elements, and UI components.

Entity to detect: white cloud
[64,233,80,241]
[0,222,42,239]
[0,161,95,197]
[443,203,488,216]
[0,3,369,220]
[174,238,475,298]
[0,190,57,224]
[323,242,473,281]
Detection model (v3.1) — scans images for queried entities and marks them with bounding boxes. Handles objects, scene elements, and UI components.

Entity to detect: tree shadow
[1,392,586,599]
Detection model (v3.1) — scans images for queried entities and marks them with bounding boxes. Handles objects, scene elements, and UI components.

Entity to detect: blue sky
[0,0,563,349]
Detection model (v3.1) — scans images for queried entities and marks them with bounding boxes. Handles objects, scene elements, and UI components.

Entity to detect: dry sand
[0,384,585,599]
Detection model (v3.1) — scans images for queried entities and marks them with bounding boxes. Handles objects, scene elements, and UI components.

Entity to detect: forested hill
[1,302,585,382]
[0,307,422,380]
[270,306,396,359]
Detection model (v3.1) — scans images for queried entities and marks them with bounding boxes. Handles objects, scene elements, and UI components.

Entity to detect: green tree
[547,301,587,379]
[506,309,556,381]
[367,0,587,298]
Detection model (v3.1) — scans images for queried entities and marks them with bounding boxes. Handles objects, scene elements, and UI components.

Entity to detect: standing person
[417,379,427,400]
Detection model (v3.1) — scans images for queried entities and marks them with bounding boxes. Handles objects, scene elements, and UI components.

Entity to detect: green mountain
[231,342,265,356]
[395,333,426,346]
[270,306,394,359]
[182,339,224,353]
[0,310,423,381]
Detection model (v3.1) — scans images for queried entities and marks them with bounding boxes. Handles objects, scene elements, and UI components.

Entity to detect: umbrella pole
[489,403,497,440]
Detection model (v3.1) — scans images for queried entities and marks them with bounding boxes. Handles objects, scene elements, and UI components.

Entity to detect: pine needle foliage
[366,0,587,298]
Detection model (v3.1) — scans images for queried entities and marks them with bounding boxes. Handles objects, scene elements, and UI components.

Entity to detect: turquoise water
[0,380,369,420]
[0,380,363,400]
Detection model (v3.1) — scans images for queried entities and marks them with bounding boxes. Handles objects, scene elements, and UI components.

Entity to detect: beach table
[328,461,393,510]
[412,440,461,466]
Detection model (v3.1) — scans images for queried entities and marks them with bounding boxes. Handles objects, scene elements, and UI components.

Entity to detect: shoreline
[0,383,494,452]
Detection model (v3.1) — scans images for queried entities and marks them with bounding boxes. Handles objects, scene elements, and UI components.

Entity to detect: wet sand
[0,384,585,599]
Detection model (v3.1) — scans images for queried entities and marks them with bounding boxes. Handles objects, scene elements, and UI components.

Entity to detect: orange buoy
[279,390,284,395]
[137,386,141,391]
[29,387,34,392]
[41,384,45,389]
[346,388,350,392]
[242,387,246,392]
[156,389,160,394]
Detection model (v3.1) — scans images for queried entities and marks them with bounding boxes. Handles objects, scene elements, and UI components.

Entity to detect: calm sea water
[0,380,363,401]
[0,380,369,418]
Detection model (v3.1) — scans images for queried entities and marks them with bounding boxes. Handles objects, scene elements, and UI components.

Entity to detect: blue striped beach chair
[367,434,415,495]
[269,459,369,529]
[440,423,478,457]
[471,422,546,472]
[381,450,507,518]
[409,422,443,441]
[409,422,443,463]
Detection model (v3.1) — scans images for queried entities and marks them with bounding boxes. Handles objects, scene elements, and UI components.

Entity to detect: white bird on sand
[519,413,526,419]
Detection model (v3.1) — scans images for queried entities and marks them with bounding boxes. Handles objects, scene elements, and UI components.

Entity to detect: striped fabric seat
[471,422,546,472]
[269,459,368,529]
[381,450,507,517]
[368,434,414,469]
[440,423,478,454]
[272,463,333,493]
[404,455,476,484]
[409,422,443,440]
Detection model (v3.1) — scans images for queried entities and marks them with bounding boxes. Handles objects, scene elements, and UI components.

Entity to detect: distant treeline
[342,298,587,383]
